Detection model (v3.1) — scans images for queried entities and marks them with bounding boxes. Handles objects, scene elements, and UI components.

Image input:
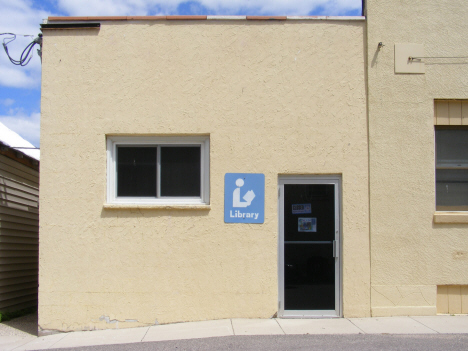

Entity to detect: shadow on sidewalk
[0,311,38,337]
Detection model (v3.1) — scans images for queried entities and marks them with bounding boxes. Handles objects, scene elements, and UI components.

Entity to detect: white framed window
[107,136,209,205]
[435,127,468,211]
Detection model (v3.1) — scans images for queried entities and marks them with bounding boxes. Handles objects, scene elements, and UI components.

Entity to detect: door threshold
[280,314,341,319]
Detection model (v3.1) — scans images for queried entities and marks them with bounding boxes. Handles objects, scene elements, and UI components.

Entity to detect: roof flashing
[45,15,365,23]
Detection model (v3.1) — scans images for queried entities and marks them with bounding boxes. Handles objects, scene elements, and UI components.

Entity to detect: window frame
[107,136,210,205]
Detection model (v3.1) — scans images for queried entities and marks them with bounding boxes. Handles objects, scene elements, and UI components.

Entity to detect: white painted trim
[282,310,340,318]
[48,16,365,24]
[106,135,210,205]
[207,16,247,20]
[103,204,211,210]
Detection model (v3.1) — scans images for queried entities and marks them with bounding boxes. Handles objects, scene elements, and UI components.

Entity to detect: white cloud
[198,0,360,15]
[0,0,49,35]
[0,98,15,107]
[0,110,40,147]
[56,0,360,16]
[57,0,149,16]
[0,64,40,88]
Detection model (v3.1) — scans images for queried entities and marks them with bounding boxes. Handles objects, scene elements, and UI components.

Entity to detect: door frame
[278,175,342,318]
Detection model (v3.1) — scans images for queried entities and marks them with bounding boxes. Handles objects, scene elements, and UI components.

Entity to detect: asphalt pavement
[47,334,468,351]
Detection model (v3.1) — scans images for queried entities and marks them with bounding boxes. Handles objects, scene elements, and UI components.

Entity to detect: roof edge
[46,15,365,22]
[0,143,39,170]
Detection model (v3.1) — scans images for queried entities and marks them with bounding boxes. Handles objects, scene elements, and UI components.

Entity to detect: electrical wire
[1,33,42,66]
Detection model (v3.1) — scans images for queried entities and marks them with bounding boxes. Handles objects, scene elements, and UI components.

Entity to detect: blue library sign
[224,173,265,223]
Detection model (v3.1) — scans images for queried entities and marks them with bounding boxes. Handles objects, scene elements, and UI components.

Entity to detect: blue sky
[0,0,361,147]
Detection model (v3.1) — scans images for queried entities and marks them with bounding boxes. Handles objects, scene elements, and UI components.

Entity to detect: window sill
[103,203,211,210]
[433,212,468,224]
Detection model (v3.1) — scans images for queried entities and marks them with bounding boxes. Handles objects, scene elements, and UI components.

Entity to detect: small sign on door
[298,218,317,232]
[292,204,311,214]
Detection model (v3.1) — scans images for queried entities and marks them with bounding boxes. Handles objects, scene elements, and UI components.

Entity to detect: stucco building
[38,0,468,333]
[365,0,468,316]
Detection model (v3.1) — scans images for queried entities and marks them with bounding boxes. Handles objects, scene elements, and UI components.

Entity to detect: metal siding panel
[0,201,34,212]
[0,270,38,280]
[0,243,38,251]
[0,221,39,232]
[0,275,38,287]
[0,228,38,241]
[0,192,38,208]
[0,214,38,226]
[0,152,38,312]
[0,164,39,185]
[0,263,38,272]
[0,257,38,265]
[0,155,39,178]
[0,281,37,294]
[0,236,38,245]
[0,177,39,197]
[0,293,37,309]
[0,183,39,201]
[0,299,37,312]
[0,250,38,257]
[0,287,38,302]
[0,206,39,220]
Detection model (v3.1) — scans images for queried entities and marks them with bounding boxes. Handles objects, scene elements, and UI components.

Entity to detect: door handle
[333,240,338,258]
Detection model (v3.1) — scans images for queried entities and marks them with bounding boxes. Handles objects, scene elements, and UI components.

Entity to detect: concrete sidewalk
[1,314,468,351]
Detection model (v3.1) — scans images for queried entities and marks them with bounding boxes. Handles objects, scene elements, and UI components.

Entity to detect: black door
[280,180,339,316]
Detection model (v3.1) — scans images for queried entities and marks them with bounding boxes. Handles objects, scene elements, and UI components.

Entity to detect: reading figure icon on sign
[233,178,256,208]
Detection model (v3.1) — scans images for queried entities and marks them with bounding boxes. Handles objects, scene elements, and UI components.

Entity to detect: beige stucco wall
[366,1,468,316]
[39,19,369,332]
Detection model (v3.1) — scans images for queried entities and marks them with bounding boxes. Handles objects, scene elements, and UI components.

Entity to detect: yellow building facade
[366,0,468,316]
[38,0,468,333]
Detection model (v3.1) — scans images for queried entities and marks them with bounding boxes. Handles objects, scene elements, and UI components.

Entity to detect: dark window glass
[285,243,335,310]
[283,184,336,310]
[160,146,201,196]
[436,169,468,210]
[436,129,468,211]
[436,129,468,165]
[117,147,157,197]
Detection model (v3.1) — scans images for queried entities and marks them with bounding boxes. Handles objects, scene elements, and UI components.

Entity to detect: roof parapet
[46,15,365,23]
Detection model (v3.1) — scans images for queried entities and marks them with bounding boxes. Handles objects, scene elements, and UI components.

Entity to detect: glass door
[278,177,341,317]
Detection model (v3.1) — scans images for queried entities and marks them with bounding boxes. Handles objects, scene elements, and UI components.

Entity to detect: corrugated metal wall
[0,154,39,312]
